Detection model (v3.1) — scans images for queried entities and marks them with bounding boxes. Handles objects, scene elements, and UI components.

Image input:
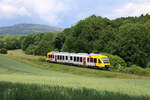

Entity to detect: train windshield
[102,58,109,63]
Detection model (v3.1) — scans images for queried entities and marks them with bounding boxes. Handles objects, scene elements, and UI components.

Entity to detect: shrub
[25,45,36,55]
[122,65,150,75]
[0,48,7,54]
[101,53,127,71]
[146,63,150,68]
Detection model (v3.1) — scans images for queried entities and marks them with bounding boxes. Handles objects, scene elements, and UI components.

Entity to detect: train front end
[94,55,110,69]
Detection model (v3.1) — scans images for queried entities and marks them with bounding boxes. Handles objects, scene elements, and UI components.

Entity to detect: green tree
[54,28,70,51]
[115,23,150,67]
[0,48,7,54]
[34,40,54,56]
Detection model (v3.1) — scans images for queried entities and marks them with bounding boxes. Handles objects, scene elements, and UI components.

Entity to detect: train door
[83,57,86,66]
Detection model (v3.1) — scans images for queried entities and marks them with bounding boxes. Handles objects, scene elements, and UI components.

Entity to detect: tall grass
[0,82,149,100]
[1,50,150,99]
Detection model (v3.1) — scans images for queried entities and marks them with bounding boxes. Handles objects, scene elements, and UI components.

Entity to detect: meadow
[0,50,150,100]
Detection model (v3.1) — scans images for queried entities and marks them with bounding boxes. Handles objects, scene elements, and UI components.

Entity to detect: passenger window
[87,58,89,62]
[66,56,68,60]
[80,57,82,62]
[90,58,93,62]
[60,56,62,60]
[63,56,64,60]
[94,58,97,63]
[74,57,76,61]
[77,57,79,62]
[70,56,72,60]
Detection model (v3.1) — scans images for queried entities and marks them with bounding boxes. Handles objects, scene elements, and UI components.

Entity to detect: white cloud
[28,0,71,26]
[0,0,72,26]
[109,2,150,19]
[0,2,31,18]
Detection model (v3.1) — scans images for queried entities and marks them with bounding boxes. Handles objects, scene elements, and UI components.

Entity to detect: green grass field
[0,50,150,100]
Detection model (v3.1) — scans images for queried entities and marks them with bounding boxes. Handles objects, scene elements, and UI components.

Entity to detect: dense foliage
[1,14,150,68]
[0,48,7,54]
[122,65,150,75]
[60,14,150,68]
[101,53,127,70]
[0,35,21,50]
[21,32,55,56]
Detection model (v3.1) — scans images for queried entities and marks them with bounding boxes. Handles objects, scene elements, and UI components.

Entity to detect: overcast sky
[0,0,150,28]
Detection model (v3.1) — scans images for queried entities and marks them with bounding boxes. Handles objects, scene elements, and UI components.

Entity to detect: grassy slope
[5,50,150,79]
[0,50,150,97]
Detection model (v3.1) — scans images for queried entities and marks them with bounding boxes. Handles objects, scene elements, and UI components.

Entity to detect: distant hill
[0,24,63,34]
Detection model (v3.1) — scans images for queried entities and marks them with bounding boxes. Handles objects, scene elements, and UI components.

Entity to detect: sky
[0,0,150,28]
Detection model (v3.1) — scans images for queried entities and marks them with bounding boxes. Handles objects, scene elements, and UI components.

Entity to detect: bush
[25,45,36,55]
[0,48,7,54]
[122,65,150,75]
[146,63,150,68]
[101,53,127,71]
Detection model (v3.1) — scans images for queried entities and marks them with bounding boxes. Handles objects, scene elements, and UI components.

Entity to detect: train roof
[49,51,104,57]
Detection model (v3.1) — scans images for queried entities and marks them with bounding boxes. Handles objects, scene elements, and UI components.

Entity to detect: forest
[1,14,150,72]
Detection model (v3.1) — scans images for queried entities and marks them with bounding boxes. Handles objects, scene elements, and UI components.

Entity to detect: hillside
[0,24,63,34]
[0,50,150,100]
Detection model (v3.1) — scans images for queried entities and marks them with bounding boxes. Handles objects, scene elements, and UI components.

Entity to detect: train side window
[77,57,79,62]
[74,57,76,62]
[90,58,93,62]
[94,58,97,63]
[87,58,89,62]
[80,57,82,62]
[66,56,68,60]
[70,56,72,60]
[60,56,62,60]
[98,59,101,63]
[63,56,64,60]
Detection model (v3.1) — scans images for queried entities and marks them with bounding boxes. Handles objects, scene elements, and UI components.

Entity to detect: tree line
[1,14,150,68]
